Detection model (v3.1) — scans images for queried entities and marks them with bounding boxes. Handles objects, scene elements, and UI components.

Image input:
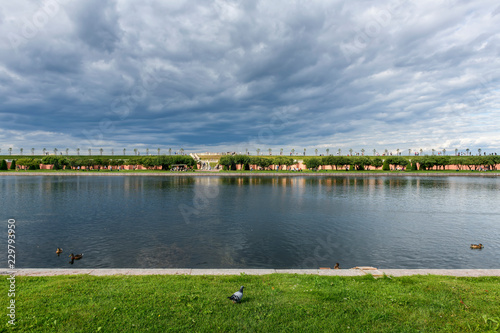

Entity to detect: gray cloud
[1,0,499,155]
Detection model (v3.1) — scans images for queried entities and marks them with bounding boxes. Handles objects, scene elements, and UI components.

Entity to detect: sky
[1,0,500,156]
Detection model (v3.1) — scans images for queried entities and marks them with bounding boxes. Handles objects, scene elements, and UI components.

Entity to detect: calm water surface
[1,175,499,269]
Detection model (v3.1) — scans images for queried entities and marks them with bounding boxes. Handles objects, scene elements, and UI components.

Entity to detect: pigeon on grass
[228,286,244,303]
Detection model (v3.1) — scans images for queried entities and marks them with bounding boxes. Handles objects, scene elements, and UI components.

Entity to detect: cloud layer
[1,0,499,155]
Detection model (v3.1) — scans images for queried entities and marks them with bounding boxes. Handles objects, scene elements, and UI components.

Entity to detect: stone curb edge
[3,269,500,277]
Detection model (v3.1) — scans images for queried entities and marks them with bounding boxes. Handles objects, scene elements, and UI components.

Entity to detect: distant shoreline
[1,171,500,177]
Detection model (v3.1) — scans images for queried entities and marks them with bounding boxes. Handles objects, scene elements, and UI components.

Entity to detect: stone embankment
[5,268,500,277]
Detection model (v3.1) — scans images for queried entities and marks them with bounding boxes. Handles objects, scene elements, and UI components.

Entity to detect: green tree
[322,155,336,170]
[382,160,390,171]
[372,157,383,169]
[20,148,23,155]
[234,154,251,170]
[435,156,451,170]
[31,148,35,155]
[0,160,8,170]
[353,156,371,170]
[255,156,272,170]
[337,156,350,170]
[9,147,12,155]
[419,156,438,170]
[326,148,330,156]
[304,157,321,170]
[77,148,80,155]
[52,158,61,170]
[100,148,104,156]
[10,159,16,170]
[219,155,236,170]
[273,156,294,170]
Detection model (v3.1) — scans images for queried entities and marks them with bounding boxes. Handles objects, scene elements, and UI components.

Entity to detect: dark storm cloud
[1,0,500,154]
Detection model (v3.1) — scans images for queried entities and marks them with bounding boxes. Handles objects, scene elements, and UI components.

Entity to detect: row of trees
[219,155,296,170]
[12,155,196,170]
[219,155,500,171]
[305,155,500,171]
[6,154,500,171]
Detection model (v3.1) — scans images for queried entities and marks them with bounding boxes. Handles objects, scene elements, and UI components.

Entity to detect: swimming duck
[470,244,484,249]
[334,263,340,269]
[56,248,63,256]
[69,253,83,264]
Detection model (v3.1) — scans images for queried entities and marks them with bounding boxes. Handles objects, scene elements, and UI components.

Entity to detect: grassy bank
[2,274,500,332]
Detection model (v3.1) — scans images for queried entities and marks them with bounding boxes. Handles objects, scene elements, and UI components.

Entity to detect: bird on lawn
[69,253,83,264]
[56,248,63,256]
[228,286,244,303]
[470,244,484,249]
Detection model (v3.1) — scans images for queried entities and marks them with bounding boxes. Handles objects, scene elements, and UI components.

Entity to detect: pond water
[1,175,499,269]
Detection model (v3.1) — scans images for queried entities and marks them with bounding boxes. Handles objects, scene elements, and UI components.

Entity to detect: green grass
[2,274,500,332]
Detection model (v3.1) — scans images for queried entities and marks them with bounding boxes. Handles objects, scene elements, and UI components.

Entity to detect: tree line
[7,155,196,170]
[219,155,296,170]
[219,154,500,171]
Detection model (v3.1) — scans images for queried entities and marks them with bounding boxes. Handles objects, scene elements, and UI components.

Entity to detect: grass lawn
[2,274,500,332]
